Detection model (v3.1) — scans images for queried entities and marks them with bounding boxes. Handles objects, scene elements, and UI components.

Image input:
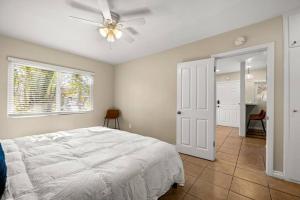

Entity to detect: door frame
[211,43,275,176]
[216,80,240,128]
[283,9,300,183]
[240,61,246,137]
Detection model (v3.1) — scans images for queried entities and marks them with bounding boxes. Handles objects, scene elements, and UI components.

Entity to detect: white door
[176,58,215,161]
[288,47,300,181]
[289,12,300,48]
[216,81,240,127]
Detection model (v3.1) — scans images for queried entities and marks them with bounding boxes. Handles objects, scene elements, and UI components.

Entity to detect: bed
[1,127,184,200]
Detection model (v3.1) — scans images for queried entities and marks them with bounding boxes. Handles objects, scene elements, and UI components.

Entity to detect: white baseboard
[270,170,300,184]
[270,170,284,179]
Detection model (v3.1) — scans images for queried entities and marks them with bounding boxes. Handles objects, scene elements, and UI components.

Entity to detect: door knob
[177,111,181,114]
[293,109,298,113]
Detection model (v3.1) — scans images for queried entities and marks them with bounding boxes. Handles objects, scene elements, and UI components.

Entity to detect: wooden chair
[103,109,120,129]
[247,110,266,134]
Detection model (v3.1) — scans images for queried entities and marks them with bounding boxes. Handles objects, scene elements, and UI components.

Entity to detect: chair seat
[247,109,266,135]
[249,114,264,120]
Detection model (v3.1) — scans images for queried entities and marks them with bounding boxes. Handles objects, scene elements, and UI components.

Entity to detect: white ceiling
[0,0,299,64]
[216,51,267,74]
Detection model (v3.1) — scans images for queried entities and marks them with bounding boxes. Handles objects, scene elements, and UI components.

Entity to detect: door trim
[240,61,246,137]
[211,43,275,177]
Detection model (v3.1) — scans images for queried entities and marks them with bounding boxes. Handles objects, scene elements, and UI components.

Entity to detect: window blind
[7,57,94,117]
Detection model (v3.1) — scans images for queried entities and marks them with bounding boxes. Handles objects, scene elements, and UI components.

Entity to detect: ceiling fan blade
[119,18,145,28]
[69,16,103,27]
[119,8,151,18]
[122,30,135,43]
[67,0,99,15]
[97,0,112,21]
[125,27,139,35]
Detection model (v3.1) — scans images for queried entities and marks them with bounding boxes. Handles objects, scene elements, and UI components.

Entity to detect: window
[7,57,94,117]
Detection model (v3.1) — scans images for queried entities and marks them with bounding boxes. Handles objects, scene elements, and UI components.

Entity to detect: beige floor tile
[207,160,236,175]
[199,168,232,189]
[216,126,232,132]
[183,194,201,200]
[270,189,300,200]
[180,153,189,161]
[228,135,243,141]
[189,179,229,200]
[237,154,265,171]
[229,129,240,136]
[221,142,241,150]
[227,191,252,200]
[216,139,225,146]
[234,167,268,186]
[216,152,238,163]
[183,160,205,177]
[268,177,300,197]
[225,137,243,144]
[183,174,197,192]
[185,156,210,167]
[236,162,265,172]
[230,177,271,200]
[216,136,227,143]
[242,138,266,146]
[240,144,265,155]
[218,146,240,155]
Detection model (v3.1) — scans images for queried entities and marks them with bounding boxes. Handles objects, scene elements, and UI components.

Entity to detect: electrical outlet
[128,123,132,129]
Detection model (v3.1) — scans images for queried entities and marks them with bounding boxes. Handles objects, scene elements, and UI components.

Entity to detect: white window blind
[7,57,94,117]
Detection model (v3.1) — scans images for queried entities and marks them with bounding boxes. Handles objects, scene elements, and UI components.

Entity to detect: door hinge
[214,66,217,72]
[213,141,215,147]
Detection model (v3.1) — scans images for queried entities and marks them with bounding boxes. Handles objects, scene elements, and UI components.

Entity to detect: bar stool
[247,110,266,134]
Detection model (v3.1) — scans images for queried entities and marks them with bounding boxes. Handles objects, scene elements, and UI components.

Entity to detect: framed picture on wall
[254,80,267,103]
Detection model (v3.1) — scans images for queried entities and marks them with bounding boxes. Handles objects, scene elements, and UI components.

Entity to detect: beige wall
[0,35,114,139]
[114,17,284,171]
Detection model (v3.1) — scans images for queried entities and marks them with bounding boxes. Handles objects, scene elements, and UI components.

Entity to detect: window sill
[7,110,93,118]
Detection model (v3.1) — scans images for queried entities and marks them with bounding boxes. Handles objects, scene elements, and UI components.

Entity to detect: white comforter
[1,127,184,200]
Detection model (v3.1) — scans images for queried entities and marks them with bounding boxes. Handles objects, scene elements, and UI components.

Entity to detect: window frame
[7,57,94,118]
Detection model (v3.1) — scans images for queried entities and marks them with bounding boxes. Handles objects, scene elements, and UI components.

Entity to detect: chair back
[105,109,120,119]
[259,110,266,119]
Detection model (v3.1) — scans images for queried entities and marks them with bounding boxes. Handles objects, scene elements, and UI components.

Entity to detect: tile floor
[159,126,300,200]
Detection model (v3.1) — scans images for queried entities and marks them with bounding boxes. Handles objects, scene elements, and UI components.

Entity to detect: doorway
[176,43,274,175]
[216,51,267,138]
[212,43,274,176]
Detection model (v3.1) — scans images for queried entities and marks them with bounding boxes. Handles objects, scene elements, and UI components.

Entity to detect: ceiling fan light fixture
[99,25,122,42]
[99,27,109,37]
[113,28,122,39]
[106,32,116,42]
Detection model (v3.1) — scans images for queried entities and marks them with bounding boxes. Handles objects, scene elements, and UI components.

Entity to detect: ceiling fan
[68,0,150,43]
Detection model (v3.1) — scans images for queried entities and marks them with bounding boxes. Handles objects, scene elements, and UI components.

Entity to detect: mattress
[1,127,184,200]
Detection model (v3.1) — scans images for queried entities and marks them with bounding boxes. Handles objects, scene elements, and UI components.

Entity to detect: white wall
[0,34,115,139]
